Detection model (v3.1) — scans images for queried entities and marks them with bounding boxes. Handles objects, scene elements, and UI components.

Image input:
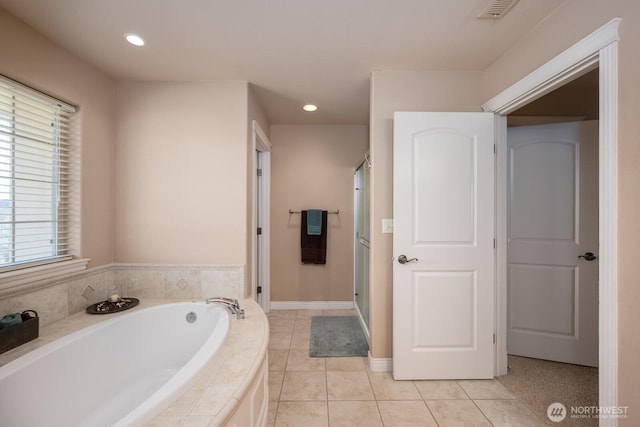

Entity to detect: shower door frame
[353,158,370,340]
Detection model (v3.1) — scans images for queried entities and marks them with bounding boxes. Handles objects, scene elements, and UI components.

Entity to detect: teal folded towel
[306,209,323,235]
[0,313,22,329]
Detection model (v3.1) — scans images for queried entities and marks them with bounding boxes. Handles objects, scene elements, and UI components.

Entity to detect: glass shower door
[354,160,370,328]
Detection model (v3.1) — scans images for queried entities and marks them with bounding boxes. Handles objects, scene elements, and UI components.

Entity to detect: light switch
[382,219,394,234]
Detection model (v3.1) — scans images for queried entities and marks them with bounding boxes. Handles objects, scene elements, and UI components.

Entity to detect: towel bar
[288,209,340,215]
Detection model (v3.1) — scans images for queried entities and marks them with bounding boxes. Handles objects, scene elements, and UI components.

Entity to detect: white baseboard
[270,301,354,310]
[368,353,392,372]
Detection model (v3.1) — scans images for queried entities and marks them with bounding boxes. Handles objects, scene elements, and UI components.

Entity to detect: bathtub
[0,302,229,427]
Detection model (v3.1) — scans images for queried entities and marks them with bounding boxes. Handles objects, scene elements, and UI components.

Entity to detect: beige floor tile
[280,371,327,401]
[414,380,468,400]
[326,370,374,400]
[290,332,311,349]
[293,318,312,334]
[377,400,438,427]
[426,399,492,427]
[286,349,326,371]
[267,401,278,426]
[274,401,329,427]
[474,399,546,427]
[268,349,289,372]
[268,310,297,319]
[269,372,284,402]
[368,371,421,400]
[295,309,323,319]
[325,356,368,371]
[457,379,516,400]
[328,401,383,427]
[269,332,292,350]
[269,318,295,334]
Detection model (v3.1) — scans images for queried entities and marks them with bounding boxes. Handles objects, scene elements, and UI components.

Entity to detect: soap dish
[86,298,139,315]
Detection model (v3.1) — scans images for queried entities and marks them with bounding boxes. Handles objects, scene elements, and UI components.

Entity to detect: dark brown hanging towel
[301,210,327,264]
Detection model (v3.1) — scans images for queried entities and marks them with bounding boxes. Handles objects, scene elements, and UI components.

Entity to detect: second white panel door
[507,120,598,367]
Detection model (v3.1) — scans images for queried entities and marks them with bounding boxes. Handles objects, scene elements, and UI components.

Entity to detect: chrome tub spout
[206,297,245,319]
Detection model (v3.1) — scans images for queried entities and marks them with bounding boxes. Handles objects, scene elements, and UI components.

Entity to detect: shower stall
[354,156,370,336]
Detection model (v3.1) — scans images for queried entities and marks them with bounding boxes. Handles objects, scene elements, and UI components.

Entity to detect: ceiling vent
[477,0,520,19]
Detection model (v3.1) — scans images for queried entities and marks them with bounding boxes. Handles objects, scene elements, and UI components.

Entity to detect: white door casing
[252,120,271,312]
[393,112,495,380]
[507,121,598,367]
[484,20,619,418]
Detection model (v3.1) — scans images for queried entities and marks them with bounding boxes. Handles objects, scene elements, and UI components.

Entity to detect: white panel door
[393,112,495,380]
[507,121,598,367]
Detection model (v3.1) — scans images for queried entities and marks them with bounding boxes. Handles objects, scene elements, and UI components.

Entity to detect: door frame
[252,120,272,312]
[482,18,620,421]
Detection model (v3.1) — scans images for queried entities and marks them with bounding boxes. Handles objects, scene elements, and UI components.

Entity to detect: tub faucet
[206,297,245,319]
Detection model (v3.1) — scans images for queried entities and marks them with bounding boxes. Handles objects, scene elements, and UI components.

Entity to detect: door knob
[578,252,597,261]
[398,255,419,264]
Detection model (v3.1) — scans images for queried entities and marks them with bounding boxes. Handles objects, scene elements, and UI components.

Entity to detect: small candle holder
[107,284,123,303]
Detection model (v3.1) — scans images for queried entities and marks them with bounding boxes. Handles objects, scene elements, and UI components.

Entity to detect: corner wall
[114,81,249,265]
[368,70,484,358]
[270,125,368,303]
[0,8,115,268]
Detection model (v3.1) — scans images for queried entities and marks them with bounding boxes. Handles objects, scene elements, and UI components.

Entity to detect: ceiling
[0,0,567,125]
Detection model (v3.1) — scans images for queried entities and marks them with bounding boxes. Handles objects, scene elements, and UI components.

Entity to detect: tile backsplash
[0,263,245,329]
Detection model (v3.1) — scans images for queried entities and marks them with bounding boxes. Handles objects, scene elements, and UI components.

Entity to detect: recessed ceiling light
[125,33,145,47]
[302,104,318,112]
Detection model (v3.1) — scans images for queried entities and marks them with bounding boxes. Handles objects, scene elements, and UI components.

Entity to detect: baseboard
[270,301,354,310]
[368,352,392,372]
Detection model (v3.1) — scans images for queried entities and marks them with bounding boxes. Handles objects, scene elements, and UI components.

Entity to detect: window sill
[0,258,90,297]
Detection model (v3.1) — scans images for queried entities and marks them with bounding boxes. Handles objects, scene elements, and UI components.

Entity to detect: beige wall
[0,6,268,301]
[0,8,115,268]
[483,0,640,416]
[270,125,368,302]
[114,81,249,265]
[510,70,599,120]
[369,70,484,357]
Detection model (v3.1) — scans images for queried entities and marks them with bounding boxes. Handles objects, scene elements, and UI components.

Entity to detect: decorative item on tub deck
[0,310,39,354]
[0,313,22,329]
[107,284,123,302]
[86,297,140,315]
[86,284,140,314]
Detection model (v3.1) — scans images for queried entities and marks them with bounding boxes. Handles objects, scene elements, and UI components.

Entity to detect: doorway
[483,17,620,418]
[506,69,599,367]
[252,120,271,312]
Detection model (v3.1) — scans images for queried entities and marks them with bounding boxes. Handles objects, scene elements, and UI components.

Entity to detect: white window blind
[0,75,77,272]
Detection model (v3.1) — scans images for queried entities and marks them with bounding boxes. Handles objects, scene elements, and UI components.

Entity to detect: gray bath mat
[309,316,369,357]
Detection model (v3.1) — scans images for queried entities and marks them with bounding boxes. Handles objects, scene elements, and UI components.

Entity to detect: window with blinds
[0,76,77,272]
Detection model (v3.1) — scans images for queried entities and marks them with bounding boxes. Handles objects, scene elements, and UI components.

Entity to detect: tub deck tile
[162,389,204,416]
[192,385,237,415]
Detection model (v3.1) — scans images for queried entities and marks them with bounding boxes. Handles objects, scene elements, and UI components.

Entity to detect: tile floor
[267,309,547,427]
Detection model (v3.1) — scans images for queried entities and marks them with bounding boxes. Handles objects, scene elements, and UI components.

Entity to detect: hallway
[267,309,546,426]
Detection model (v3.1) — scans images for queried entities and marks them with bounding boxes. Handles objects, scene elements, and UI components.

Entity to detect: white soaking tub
[0,302,229,427]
